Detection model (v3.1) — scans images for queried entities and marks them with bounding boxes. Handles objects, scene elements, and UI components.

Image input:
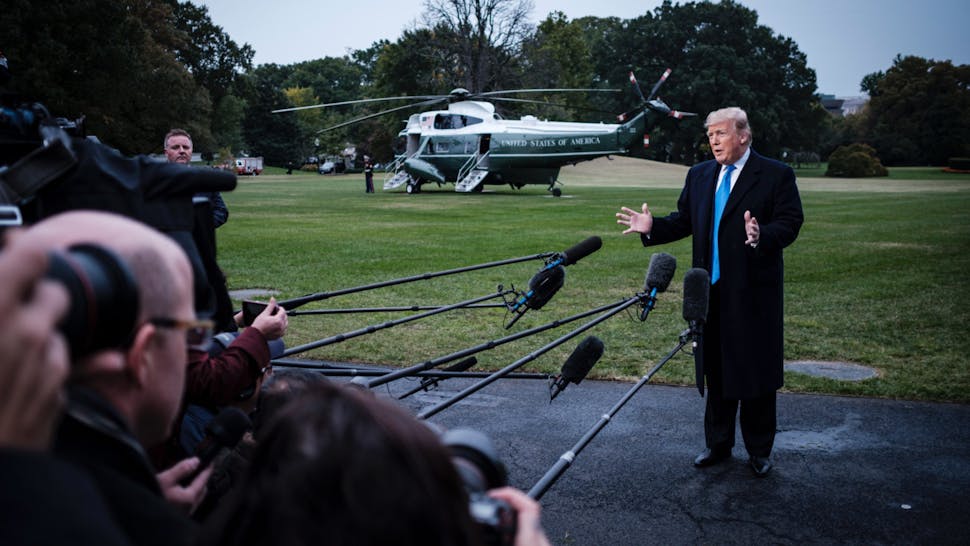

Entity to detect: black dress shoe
[749,455,773,477]
[693,448,731,467]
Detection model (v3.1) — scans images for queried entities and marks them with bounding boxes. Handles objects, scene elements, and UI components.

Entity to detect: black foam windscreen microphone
[645,252,677,293]
[558,236,603,266]
[550,336,605,401]
[682,268,710,327]
[179,407,251,486]
[526,264,565,310]
[639,252,677,320]
[682,268,710,396]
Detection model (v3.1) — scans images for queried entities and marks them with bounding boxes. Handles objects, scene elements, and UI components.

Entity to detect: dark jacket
[54,387,197,546]
[0,449,131,545]
[643,149,803,398]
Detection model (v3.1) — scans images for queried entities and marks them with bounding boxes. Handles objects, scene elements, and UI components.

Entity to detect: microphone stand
[287,303,506,315]
[527,329,690,500]
[271,360,548,381]
[274,252,556,311]
[417,295,644,420]
[277,290,512,358]
[360,300,625,389]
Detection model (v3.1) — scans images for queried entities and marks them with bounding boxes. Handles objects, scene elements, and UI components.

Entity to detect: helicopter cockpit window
[434,141,450,153]
[434,114,452,129]
[433,114,484,130]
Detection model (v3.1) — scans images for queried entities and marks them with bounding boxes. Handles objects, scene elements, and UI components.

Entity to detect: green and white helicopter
[275,69,694,195]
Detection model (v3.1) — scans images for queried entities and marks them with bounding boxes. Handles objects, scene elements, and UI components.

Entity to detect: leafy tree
[211,94,248,154]
[0,0,211,154]
[421,0,533,92]
[860,71,884,97]
[169,1,254,104]
[374,28,458,96]
[861,55,970,165]
[242,66,308,166]
[518,12,596,121]
[587,1,823,164]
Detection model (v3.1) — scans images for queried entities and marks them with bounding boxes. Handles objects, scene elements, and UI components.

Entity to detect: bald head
[25,211,195,445]
[25,211,192,321]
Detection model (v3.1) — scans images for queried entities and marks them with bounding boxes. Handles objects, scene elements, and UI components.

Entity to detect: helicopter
[274,69,695,196]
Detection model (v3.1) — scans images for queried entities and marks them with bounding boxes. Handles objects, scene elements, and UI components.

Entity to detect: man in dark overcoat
[616,107,803,476]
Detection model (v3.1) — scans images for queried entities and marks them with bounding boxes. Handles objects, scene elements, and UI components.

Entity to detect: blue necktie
[711,164,735,284]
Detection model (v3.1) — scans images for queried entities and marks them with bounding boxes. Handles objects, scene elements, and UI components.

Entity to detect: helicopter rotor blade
[646,68,672,102]
[475,88,621,97]
[628,72,648,105]
[486,96,618,115]
[315,98,447,133]
[272,94,447,114]
[669,110,698,119]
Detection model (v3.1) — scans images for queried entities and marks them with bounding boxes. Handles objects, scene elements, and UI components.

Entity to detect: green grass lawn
[216,160,970,402]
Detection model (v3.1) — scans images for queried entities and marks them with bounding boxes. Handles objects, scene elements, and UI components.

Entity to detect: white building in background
[820,94,869,116]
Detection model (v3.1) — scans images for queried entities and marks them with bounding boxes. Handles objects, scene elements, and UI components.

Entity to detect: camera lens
[45,243,139,359]
[442,428,508,492]
[442,428,517,546]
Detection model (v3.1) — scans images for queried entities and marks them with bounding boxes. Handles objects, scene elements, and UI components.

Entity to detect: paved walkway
[356,372,970,545]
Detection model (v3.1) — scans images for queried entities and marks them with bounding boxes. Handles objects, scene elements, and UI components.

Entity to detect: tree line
[2,0,967,168]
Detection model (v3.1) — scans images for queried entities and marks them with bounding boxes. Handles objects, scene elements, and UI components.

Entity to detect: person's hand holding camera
[488,487,552,546]
[0,232,70,450]
[250,297,287,341]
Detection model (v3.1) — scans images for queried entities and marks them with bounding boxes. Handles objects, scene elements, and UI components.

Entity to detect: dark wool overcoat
[643,150,803,399]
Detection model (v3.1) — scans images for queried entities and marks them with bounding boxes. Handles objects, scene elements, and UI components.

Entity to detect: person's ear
[123,323,157,388]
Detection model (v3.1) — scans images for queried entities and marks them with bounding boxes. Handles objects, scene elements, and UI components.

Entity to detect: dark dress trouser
[703,283,776,458]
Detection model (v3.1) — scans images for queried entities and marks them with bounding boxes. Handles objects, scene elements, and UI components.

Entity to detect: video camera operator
[197,381,551,546]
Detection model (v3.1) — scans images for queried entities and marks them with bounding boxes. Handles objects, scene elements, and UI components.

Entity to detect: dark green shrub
[826,143,888,177]
[948,157,970,171]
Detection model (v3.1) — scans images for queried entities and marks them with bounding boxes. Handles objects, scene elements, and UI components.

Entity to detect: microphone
[179,407,251,486]
[549,336,605,401]
[506,264,565,328]
[682,267,710,330]
[639,253,677,320]
[553,236,602,267]
[682,268,710,395]
[506,237,602,328]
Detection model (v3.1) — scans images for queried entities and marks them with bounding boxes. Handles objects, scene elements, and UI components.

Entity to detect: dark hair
[199,381,481,546]
[252,368,328,439]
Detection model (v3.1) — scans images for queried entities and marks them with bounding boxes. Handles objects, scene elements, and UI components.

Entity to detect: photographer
[26,210,216,546]
[0,229,131,545]
[197,381,552,546]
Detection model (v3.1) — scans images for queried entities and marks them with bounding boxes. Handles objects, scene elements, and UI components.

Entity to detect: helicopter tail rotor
[645,68,671,102]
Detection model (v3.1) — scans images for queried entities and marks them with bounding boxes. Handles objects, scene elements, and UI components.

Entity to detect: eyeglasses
[148,317,215,349]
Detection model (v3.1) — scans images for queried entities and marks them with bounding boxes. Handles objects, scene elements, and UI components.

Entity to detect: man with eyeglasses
[26,210,216,546]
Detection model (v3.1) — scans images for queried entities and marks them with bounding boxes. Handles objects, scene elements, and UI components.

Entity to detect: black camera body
[442,428,517,546]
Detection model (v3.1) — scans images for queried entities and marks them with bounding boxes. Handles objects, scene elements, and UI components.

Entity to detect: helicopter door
[479,134,491,155]
[406,133,421,157]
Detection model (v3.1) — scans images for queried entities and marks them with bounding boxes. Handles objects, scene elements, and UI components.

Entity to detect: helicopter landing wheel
[406,182,421,194]
[551,187,562,197]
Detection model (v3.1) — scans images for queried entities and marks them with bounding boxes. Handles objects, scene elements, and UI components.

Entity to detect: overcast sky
[196,0,969,97]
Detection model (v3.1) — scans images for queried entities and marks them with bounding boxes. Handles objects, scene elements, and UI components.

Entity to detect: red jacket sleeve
[184,327,269,407]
